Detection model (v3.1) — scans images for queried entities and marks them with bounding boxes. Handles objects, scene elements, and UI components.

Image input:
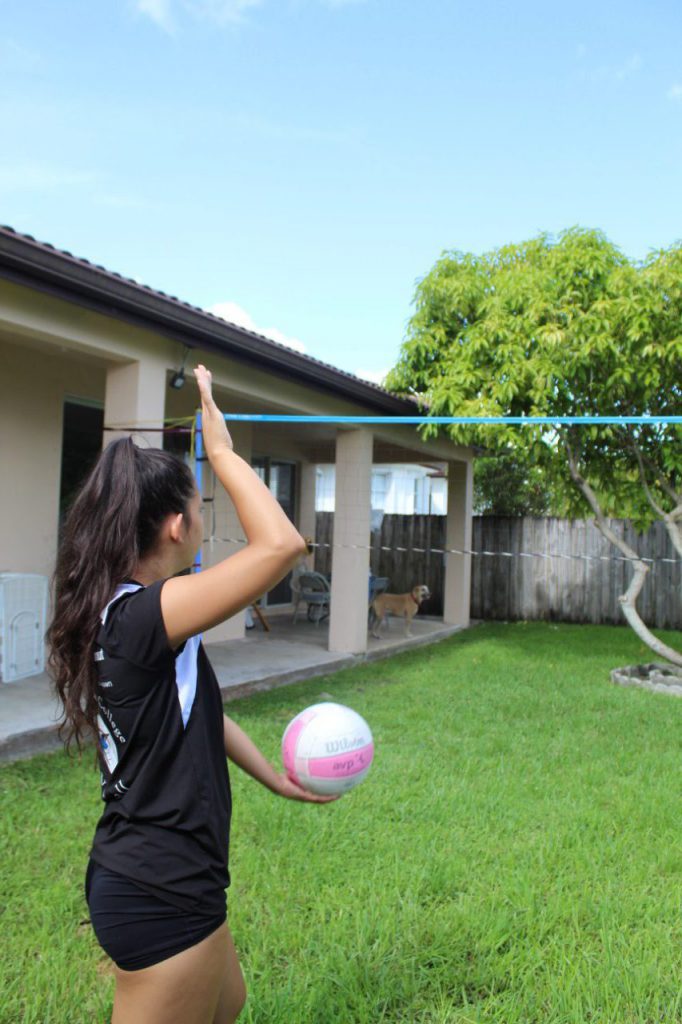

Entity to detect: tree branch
[626,437,682,556]
[663,515,682,561]
[631,440,666,519]
[634,436,681,508]
[564,433,682,668]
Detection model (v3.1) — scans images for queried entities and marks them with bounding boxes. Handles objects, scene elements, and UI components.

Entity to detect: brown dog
[370,585,431,638]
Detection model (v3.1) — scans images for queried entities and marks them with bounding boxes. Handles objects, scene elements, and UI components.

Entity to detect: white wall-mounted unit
[0,574,48,683]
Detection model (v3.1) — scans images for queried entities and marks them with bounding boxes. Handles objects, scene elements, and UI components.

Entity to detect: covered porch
[180,397,474,654]
[0,611,469,763]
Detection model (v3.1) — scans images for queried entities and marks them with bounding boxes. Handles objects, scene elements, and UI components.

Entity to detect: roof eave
[0,228,421,415]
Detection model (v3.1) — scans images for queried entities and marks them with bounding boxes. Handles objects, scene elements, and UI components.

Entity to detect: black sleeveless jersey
[88,579,231,915]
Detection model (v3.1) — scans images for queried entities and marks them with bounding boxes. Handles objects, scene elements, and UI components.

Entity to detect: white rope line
[202,536,680,567]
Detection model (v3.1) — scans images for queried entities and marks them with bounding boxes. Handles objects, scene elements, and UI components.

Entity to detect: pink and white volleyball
[282,702,374,796]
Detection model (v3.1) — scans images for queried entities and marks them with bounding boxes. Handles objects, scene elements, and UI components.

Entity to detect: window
[371,471,390,511]
[315,467,335,511]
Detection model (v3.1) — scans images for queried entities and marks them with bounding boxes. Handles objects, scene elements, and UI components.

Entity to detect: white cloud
[93,193,147,209]
[208,301,306,353]
[355,367,389,386]
[257,324,306,353]
[579,52,642,84]
[614,53,641,81]
[136,0,366,29]
[227,111,356,146]
[0,38,42,73]
[186,0,263,24]
[0,163,93,191]
[136,0,262,28]
[135,0,175,31]
[667,83,682,101]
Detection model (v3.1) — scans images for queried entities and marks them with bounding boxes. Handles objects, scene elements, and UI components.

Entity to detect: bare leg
[111,920,245,1024]
[212,926,247,1024]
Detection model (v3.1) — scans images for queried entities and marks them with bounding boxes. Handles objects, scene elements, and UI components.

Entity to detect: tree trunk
[564,438,682,668]
[618,558,682,666]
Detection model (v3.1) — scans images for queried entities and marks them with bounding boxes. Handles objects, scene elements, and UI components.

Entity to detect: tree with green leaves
[386,228,682,665]
[474,450,553,517]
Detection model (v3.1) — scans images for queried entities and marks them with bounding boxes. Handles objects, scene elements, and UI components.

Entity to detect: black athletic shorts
[84,858,227,971]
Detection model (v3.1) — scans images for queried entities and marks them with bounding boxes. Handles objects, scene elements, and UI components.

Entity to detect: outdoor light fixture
[169,347,191,390]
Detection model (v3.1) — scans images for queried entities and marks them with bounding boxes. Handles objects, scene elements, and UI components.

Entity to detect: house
[315,463,448,516]
[0,225,474,656]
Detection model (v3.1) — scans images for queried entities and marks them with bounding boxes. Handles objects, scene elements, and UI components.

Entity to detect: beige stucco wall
[0,335,105,578]
[0,279,323,583]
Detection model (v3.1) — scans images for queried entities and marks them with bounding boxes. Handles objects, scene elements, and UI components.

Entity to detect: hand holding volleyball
[282,702,374,797]
[273,773,340,803]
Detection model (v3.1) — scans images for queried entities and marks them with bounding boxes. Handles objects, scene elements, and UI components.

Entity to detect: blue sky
[1,0,681,384]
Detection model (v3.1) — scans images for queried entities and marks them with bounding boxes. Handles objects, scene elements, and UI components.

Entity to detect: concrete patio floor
[0,611,466,763]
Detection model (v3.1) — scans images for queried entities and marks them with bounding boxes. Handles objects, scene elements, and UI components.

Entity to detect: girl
[49,365,333,1024]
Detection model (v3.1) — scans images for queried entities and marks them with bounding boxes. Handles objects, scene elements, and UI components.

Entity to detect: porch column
[103,358,167,449]
[443,459,473,626]
[298,462,317,557]
[203,422,253,644]
[328,429,373,654]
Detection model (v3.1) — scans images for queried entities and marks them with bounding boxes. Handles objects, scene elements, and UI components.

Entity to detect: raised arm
[160,365,308,647]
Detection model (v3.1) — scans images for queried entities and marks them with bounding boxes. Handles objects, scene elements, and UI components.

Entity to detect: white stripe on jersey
[100,583,144,624]
[175,635,199,729]
[99,582,199,730]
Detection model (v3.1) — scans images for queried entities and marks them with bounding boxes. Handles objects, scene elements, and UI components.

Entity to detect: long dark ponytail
[48,438,196,752]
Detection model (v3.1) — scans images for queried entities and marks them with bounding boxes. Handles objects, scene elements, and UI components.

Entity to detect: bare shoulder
[160,566,242,648]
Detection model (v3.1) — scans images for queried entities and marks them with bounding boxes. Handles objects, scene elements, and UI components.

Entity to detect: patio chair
[292,571,331,625]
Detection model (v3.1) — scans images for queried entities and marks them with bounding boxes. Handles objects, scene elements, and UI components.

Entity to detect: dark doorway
[251,457,297,605]
[59,400,104,525]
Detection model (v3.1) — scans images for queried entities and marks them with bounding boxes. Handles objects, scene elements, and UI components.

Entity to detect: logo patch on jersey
[97,698,126,744]
[98,680,113,689]
[97,714,119,774]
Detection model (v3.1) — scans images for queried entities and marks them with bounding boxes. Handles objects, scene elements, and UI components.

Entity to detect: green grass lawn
[3,622,682,1023]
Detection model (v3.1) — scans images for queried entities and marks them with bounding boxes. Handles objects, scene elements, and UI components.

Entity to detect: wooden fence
[315,512,682,629]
